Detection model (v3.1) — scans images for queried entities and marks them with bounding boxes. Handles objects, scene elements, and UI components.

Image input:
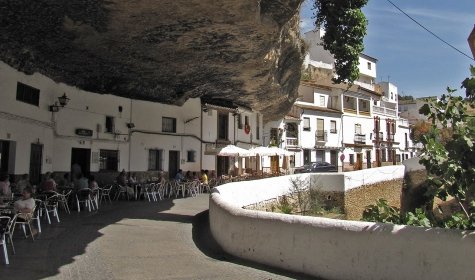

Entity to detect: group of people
[174,169,211,185]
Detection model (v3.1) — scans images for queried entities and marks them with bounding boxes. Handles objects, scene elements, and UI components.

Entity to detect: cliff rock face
[0,0,304,121]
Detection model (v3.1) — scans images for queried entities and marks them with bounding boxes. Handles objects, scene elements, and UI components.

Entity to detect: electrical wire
[385,0,475,62]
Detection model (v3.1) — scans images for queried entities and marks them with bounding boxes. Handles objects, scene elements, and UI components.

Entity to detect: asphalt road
[0,194,314,280]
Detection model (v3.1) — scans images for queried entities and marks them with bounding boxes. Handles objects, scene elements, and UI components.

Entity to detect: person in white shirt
[14,187,35,213]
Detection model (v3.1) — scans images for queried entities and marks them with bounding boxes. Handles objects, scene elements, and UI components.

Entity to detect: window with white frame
[162,117,177,133]
[105,116,114,133]
[148,149,162,171]
[355,123,362,134]
[319,96,325,107]
[100,150,119,171]
[187,150,196,162]
[16,82,40,106]
[303,117,310,131]
[330,120,337,133]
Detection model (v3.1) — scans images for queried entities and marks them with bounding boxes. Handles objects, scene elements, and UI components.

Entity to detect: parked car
[293,162,337,174]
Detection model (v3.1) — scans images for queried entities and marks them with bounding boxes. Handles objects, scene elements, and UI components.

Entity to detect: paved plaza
[0,195,313,280]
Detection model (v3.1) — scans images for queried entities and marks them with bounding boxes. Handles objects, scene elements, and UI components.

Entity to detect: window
[382,149,387,162]
[355,124,362,134]
[367,62,371,70]
[244,115,249,126]
[316,150,325,162]
[391,92,393,100]
[349,154,355,165]
[187,150,196,162]
[316,118,325,141]
[303,117,310,131]
[162,117,177,133]
[303,149,311,164]
[330,120,337,133]
[319,96,325,107]
[148,149,162,171]
[256,114,260,140]
[218,112,229,140]
[374,100,378,106]
[105,116,115,133]
[237,114,243,129]
[100,149,119,171]
[16,82,40,106]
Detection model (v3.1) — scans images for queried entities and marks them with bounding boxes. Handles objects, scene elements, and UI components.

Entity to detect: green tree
[314,0,368,84]
[363,66,475,230]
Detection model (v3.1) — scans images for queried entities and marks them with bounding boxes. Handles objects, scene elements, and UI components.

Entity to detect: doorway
[29,143,43,185]
[71,148,91,177]
[168,150,180,179]
[330,150,338,167]
[356,153,363,170]
[216,156,230,177]
[366,150,372,168]
[0,140,10,174]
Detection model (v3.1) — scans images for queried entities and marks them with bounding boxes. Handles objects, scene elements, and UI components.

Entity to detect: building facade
[263,29,416,172]
[0,61,263,183]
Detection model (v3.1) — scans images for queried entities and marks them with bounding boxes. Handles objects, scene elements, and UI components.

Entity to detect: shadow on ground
[192,210,321,280]
[0,199,176,280]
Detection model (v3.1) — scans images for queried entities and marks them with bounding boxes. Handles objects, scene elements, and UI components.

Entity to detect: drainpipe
[128,98,133,172]
[200,107,203,171]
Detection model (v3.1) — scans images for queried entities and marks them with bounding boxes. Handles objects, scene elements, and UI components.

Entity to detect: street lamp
[49,93,70,112]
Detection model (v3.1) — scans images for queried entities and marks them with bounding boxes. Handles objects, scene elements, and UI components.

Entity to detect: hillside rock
[0,0,305,121]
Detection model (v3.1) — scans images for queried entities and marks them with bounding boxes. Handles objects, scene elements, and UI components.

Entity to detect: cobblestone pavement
[0,194,313,280]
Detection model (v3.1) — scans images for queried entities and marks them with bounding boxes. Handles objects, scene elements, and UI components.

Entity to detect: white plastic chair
[0,216,12,264]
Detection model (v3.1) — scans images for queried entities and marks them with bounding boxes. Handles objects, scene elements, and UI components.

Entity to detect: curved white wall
[209,171,475,280]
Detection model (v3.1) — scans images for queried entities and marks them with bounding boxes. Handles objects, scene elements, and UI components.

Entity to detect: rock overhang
[0,0,305,121]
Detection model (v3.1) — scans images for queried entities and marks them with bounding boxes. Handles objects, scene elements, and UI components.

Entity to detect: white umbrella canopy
[217,145,253,157]
[249,146,276,156]
[249,146,291,156]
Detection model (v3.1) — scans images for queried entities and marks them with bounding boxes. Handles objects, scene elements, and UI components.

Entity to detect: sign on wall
[75,128,93,137]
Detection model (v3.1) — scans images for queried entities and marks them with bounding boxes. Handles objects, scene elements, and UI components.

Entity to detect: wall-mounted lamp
[49,93,70,112]
[126,122,135,128]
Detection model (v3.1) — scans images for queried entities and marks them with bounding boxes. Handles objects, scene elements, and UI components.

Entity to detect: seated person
[175,169,184,183]
[117,169,127,186]
[75,173,89,191]
[89,175,99,191]
[0,172,11,198]
[15,173,31,193]
[13,187,38,235]
[201,170,209,185]
[40,172,57,193]
[59,173,71,187]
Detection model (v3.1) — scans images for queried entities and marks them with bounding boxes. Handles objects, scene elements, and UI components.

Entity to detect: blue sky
[300,0,475,98]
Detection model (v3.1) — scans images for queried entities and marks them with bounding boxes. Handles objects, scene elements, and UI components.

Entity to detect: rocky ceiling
[0,0,305,121]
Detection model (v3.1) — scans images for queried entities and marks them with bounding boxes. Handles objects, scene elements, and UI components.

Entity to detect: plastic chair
[44,194,60,224]
[114,185,130,201]
[0,216,12,264]
[76,189,94,212]
[99,185,113,204]
[57,190,72,214]
[12,205,37,241]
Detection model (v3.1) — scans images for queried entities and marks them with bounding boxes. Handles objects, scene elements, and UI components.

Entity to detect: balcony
[315,131,327,143]
[373,105,397,117]
[286,137,299,147]
[387,134,395,142]
[354,133,366,144]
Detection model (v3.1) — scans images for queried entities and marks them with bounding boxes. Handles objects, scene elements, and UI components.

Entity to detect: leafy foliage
[363,66,475,230]
[314,0,368,84]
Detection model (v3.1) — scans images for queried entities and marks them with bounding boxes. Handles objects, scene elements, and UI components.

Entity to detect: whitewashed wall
[209,169,475,280]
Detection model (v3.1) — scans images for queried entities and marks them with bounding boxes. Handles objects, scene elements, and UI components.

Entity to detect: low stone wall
[209,169,475,280]
[345,179,403,220]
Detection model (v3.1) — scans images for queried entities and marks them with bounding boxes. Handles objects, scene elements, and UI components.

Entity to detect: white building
[263,29,415,172]
[0,61,263,184]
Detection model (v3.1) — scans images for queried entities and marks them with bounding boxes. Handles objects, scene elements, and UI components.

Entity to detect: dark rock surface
[0,0,305,120]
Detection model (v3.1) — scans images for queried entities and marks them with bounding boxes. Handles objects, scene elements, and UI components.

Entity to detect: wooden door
[29,143,43,185]
[168,151,179,179]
